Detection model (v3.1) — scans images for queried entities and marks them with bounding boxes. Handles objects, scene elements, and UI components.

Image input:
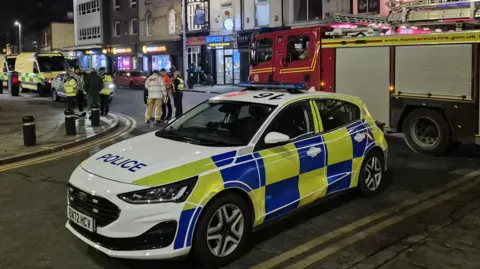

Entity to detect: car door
[55,74,65,97]
[314,98,372,194]
[253,100,327,223]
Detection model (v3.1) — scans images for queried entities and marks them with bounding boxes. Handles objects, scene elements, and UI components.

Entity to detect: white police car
[66,83,388,266]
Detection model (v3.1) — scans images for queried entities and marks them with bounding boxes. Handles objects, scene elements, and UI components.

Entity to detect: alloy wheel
[206,204,245,258]
[364,156,382,191]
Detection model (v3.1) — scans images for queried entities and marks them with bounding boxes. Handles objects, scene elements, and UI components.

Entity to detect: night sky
[0,0,73,47]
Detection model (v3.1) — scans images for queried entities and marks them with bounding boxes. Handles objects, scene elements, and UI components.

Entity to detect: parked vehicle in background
[113,70,147,89]
[51,74,114,103]
[0,54,17,89]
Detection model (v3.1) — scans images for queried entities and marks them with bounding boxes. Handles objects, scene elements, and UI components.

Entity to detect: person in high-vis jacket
[172,71,184,118]
[99,67,113,115]
[144,70,166,123]
[64,70,78,111]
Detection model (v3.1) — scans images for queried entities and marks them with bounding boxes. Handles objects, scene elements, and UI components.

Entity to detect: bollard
[91,104,100,127]
[22,116,36,147]
[0,81,3,94]
[64,109,77,135]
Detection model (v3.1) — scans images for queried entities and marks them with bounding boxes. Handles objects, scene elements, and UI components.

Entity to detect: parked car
[113,70,147,89]
[51,74,114,103]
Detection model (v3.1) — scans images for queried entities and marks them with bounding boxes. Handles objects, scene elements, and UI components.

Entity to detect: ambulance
[0,54,17,89]
[15,52,68,96]
[249,0,480,155]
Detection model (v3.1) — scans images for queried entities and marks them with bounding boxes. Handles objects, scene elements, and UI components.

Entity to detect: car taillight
[375,120,385,132]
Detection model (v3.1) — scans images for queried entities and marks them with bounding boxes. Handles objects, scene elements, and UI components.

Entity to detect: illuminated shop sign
[113,47,133,54]
[205,35,237,49]
[142,45,167,53]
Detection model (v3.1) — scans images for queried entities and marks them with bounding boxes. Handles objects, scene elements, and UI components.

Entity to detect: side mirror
[264,132,290,144]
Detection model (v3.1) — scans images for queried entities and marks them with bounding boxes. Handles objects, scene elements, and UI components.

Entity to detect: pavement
[0,94,118,164]
[1,88,480,269]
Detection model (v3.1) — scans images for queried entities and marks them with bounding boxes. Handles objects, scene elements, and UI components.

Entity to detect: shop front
[236,30,257,83]
[76,48,112,72]
[206,35,240,85]
[111,46,141,72]
[186,36,208,83]
[139,42,182,74]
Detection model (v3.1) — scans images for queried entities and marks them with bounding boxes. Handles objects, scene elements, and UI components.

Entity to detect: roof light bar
[237,82,306,90]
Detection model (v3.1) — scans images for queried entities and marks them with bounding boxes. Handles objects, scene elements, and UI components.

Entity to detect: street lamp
[14,21,22,53]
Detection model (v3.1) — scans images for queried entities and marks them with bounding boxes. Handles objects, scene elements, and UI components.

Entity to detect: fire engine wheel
[403,108,451,155]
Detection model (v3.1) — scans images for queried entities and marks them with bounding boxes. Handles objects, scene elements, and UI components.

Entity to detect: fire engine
[248,0,480,155]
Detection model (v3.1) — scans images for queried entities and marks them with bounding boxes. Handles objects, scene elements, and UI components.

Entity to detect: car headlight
[118,177,197,204]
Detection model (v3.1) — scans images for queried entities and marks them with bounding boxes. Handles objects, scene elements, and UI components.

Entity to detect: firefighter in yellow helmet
[172,71,184,118]
[64,69,78,112]
[98,67,113,116]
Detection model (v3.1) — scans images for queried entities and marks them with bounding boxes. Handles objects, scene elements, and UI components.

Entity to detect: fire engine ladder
[333,0,480,31]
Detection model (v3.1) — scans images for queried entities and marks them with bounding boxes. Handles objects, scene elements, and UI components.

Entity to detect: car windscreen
[156,101,276,147]
[130,71,147,77]
[37,56,68,72]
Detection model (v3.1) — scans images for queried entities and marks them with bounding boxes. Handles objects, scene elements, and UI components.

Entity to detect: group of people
[144,68,184,123]
[64,67,113,118]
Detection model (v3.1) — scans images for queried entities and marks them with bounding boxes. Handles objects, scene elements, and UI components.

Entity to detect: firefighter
[172,71,184,118]
[99,67,113,115]
[144,70,166,123]
[64,69,78,112]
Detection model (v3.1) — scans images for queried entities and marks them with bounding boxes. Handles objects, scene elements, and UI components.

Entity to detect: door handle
[307,147,322,158]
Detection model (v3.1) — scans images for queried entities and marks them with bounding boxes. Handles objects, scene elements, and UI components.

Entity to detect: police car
[66,83,388,266]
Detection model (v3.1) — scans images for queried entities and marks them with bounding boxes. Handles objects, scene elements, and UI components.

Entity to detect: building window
[130,0,137,8]
[130,19,138,35]
[358,0,380,14]
[169,9,176,34]
[113,21,120,36]
[187,0,209,31]
[114,0,120,11]
[221,2,234,31]
[77,0,100,16]
[187,46,201,68]
[146,13,153,36]
[255,0,270,26]
[293,0,322,21]
[79,26,101,40]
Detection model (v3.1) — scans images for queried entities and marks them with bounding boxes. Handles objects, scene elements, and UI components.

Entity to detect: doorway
[224,55,233,84]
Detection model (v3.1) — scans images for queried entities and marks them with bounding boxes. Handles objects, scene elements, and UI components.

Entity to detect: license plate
[68,206,95,232]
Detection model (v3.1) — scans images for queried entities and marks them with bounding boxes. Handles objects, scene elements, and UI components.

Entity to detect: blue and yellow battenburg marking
[133,122,386,250]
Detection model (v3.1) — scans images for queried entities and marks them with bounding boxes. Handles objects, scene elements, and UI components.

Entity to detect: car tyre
[192,193,252,267]
[52,89,60,102]
[358,149,385,197]
[402,108,451,155]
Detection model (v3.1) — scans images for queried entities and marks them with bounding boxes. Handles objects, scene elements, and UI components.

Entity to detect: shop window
[113,0,120,11]
[130,18,138,35]
[294,0,322,22]
[130,0,137,8]
[169,9,176,34]
[113,21,120,37]
[143,56,149,72]
[187,0,209,31]
[146,13,153,36]
[255,0,270,26]
[117,56,132,70]
[315,99,361,132]
[255,38,273,64]
[152,55,171,72]
[286,35,310,62]
[358,0,380,14]
[221,2,234,31]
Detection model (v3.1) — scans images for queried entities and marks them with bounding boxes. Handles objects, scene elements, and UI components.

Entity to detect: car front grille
[67,184,120,227]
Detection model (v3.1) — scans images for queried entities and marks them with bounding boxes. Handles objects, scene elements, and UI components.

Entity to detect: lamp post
[14,21,22,53]
[182,0,188,81]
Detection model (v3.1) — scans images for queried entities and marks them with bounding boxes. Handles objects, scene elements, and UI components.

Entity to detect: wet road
[1,89,480,269]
